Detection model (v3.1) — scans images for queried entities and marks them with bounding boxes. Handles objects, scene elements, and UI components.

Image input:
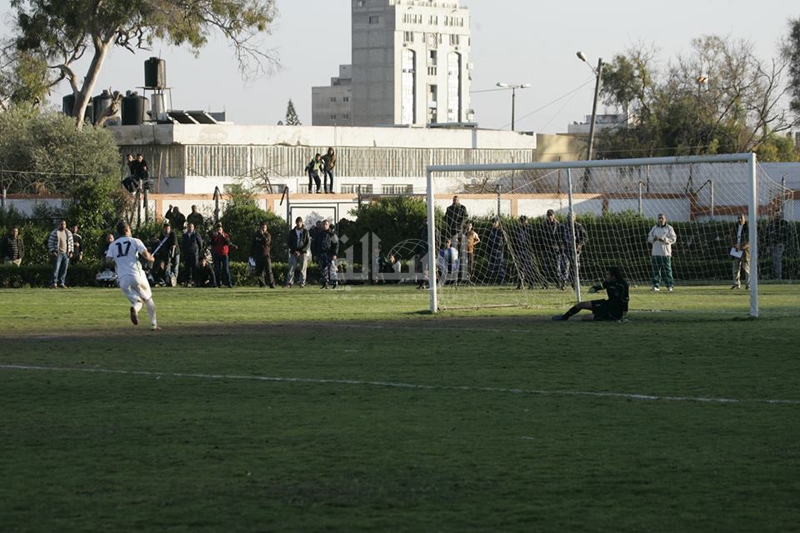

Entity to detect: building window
[331,115,337,120]
[330,97,337,102]
[382,184,414,195]
[341,184,374,194]
[342,114,350,119]
[404,31,414,43]
[343,97,350,102]
[356,0,365,6]
[369,15,379,24]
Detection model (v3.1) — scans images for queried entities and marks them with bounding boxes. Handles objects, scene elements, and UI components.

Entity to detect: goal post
[426,153,763,316]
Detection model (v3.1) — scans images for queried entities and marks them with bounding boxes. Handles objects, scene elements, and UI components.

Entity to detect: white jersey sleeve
[107,236,147,278]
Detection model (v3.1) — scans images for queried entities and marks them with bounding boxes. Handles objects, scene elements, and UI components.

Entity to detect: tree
[783,17,800,119]
[597,36,794,159]
[0,106,125,233]
[285,99,301,125]
[5,0,278,128]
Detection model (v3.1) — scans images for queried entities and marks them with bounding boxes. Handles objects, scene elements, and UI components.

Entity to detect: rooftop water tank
[144,57,166,89]
[121,92,147,126]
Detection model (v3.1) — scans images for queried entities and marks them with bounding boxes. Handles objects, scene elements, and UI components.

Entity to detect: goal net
[425,154,797,317]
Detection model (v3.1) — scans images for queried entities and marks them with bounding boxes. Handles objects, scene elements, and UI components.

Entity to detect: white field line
[2,364,799,406]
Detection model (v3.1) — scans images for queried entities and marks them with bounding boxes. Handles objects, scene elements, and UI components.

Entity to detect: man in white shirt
[105,221,160,331]
[647,213,677,292]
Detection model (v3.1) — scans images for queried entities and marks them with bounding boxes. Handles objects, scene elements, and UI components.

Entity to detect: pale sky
[0,0,798,133]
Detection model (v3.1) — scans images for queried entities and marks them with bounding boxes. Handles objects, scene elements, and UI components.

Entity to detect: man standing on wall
[321,147,337,194]
[647,213,677,292]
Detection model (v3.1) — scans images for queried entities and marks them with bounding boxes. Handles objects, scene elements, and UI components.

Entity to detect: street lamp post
[576,52,604,160]
[496,82,531,132]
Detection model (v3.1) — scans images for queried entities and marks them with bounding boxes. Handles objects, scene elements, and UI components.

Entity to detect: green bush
[218,185,288,263]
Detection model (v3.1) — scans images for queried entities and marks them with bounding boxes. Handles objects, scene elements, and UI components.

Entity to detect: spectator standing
[1,227,24,266]
[458,221,480,283]
[47,220,73,288]
[187,205,204,230]
[541,209,566,290]
[181,222,204,287]
[647,213,677,292]
[486,218,506,284]
[319,220,339,289]
[70,225,83,264]
[766,212,790,280]
[165,205,186,231]
[731,213,750,290]
[321,147,337,194]
[306,153,323,194]
[210,222,235,288]
[154,221,179,286]
[445,196,468,240]
[286,217,310,287]
[310,220,324,263]
[251,222,277,288]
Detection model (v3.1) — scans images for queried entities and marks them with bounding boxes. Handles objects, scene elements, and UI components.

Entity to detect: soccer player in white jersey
[105,221,160,331]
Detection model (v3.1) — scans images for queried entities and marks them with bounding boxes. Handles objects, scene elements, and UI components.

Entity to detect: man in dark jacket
[310,220,324,263]
[251,222,276,288]
[181,222,204,286]
[285,217,311,287]
[1,227,24,266]
[445,196,468,240]
[319,220,339,289]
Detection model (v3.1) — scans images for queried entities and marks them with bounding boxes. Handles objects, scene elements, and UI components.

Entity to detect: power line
[499,76,596,131]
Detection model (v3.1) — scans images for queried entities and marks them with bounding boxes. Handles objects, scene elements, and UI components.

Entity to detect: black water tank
[62,94,93,122]
[121,93,147,125]
[62,94,75,116]
[144,57,166,89]
[93,89,114,124]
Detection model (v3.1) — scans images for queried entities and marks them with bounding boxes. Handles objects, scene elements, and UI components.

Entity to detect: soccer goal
[426,153,795,317]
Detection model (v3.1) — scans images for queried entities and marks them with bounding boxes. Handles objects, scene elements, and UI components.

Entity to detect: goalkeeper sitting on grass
[552,266,629,322]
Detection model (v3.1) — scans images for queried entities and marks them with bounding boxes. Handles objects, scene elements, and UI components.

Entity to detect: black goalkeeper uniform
[590,279,630,321]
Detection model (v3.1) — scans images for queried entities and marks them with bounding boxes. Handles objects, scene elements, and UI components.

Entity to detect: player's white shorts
[118,273,153,305]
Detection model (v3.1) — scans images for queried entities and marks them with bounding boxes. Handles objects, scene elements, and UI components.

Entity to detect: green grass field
[1,284,799,532]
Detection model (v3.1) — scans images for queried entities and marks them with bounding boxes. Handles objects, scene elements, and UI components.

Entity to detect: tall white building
[313,0,472,127]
